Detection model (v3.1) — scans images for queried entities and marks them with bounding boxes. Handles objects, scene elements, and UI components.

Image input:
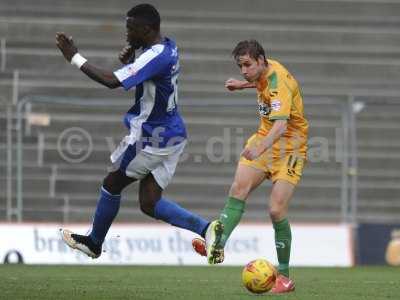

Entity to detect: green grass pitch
[0,265,398,300]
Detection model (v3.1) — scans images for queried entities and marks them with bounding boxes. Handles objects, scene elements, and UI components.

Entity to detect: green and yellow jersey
[255,59,308,158]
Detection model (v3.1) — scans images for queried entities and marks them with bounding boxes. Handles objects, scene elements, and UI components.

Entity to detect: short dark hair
[232,40,266,61]
[127,3,161,31]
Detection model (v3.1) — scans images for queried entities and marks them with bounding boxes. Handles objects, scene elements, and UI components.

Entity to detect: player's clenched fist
[225,78,244,91]
[56,32,78,62]
[241,146,264,161]
[119,45,136,65]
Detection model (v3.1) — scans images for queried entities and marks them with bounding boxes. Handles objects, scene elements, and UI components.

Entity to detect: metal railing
[0,38,6,72]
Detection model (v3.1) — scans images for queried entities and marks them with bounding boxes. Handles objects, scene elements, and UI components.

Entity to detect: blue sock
[89,187,121,245]
[154,198,209,237]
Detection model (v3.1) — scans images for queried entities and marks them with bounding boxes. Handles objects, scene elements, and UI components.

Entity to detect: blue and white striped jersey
[114,38,186,149]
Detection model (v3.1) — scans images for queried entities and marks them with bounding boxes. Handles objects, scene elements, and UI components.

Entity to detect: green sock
[218,197,245,246]
[273,218,292,277]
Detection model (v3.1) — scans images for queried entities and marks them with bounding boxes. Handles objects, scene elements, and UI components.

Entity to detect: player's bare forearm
[56,32,121,89]
[80,63,121,89]
[240,81,256,89]
[241,120,287,160]
[260,120,288,150]
[225,78,256,91]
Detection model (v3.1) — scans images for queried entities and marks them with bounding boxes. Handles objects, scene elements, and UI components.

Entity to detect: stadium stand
[0,0,399,223]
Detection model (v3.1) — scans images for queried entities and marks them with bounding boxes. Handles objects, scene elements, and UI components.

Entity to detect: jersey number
[167,74,178,112]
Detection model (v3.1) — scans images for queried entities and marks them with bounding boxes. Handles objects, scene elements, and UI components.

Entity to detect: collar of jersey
[142,37,168,51]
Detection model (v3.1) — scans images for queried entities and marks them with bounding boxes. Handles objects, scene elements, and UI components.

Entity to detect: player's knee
[269,207,285,222]
[229,181,251,199]
[269,197,287,221]
[102,177,122,195]
[102,170,134,195]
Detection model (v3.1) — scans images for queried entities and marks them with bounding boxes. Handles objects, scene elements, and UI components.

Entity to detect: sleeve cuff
[113,71,130,91]
[113,70,124,83]
[269,115,289,120]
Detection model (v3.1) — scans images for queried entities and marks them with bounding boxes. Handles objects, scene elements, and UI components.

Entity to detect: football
[242,259,277,294]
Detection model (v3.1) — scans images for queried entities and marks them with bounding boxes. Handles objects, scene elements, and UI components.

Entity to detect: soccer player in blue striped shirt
[56,4,209,258]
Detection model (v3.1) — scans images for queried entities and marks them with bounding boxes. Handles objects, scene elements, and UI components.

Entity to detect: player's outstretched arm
[56,32,121,89]
[225,78,256,91]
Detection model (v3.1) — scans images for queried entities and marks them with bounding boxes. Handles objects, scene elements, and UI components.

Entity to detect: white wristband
[70,53,87,69]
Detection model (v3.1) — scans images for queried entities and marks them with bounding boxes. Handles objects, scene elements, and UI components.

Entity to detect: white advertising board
[0,223,353,266]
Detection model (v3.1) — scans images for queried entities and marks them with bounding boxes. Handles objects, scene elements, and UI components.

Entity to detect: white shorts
[110,136,186,190]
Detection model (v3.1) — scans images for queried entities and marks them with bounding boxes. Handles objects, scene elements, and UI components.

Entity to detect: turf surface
[0,265,398,300]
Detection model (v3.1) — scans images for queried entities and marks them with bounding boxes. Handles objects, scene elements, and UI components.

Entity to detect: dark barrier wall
[357,223,400,266]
